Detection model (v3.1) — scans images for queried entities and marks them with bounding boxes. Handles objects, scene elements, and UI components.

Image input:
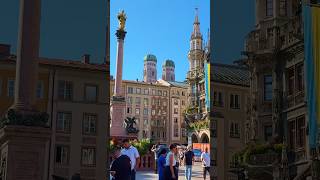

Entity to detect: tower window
[280,0,287,16]
[266,0,273,16]
[264,75,272,101]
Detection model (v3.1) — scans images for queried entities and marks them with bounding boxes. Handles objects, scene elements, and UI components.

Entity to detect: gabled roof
[156,79,188,88]
[211,63,249,87]
[166,81,189,88]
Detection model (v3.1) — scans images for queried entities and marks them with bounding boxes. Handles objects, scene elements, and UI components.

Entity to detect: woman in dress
[164,144,178,180]
[158,148,167,180]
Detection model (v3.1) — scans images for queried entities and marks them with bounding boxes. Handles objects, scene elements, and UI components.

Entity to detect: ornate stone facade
[239,0,317,179]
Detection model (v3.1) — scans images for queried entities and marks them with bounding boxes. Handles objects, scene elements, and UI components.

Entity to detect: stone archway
[200,133,209,143]
[191,134,198,143]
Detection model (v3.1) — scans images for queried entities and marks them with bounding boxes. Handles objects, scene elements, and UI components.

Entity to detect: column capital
[116,30,127,40]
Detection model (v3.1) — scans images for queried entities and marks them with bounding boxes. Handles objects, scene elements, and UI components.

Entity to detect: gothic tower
[162,59,175,81]
[143,54,157,83]
[187,8,205,110]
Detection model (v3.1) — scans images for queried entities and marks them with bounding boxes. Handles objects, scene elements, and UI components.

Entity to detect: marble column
[114,30,126,96]
[0,1,51,180]
[12,0,41,113]
[110,29,127,137]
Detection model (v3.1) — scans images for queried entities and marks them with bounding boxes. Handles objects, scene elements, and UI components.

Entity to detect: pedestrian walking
[121,139,140,180]
[158,148,167,180]
[201,148,210,180]
[184,145,195,180]
[164,144,179,180]
[110,146,131,180]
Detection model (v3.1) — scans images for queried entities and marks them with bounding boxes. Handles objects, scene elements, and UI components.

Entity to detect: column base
[0,125,51,180]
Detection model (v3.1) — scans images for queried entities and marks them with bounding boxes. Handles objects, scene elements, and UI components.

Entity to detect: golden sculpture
[117,10,127,31]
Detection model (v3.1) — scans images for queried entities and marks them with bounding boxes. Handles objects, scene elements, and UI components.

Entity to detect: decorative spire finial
[194,8,199,24]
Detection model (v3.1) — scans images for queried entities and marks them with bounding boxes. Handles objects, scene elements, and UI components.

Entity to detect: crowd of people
[152,143,211,180]
[110,140,210,180]
[110,139,140,180]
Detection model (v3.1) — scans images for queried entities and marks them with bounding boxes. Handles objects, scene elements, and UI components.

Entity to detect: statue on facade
[251,91,258,141]
[124,117,139,134]
[272,89,280,140]
[245,97,251,144]
[117,10,127,31]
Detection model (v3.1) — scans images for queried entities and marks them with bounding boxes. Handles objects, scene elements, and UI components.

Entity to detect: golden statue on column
[117,10,127,31]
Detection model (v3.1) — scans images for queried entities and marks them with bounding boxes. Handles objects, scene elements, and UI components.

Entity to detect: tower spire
[192,8,202,39]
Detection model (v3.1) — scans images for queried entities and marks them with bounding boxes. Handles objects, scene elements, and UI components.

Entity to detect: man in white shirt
[121,139,140,180]
[201,148,210,180]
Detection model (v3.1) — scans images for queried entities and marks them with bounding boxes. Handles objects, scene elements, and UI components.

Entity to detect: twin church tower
[143,54,175,83]
[143,8,207,83]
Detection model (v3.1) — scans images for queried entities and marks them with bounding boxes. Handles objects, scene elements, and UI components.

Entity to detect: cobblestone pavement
[136,162,210,180]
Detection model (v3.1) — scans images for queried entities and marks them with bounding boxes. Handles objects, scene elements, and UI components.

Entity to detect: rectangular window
[181,100,185,106]
[266,0,273,16]
[152,109,156,116]
[127,87,133,94]
[144,89,149,95]
[288,68,294,96]
[163,91,167,96]
[230,94,240,109]
[127,96,132,104]
[296,116,306,148]
[143,108,148,115]
[7,79,15,97]
[144,119,148,126]
[136,88,141,94]
[157,99,161,106]
[158,90,162,96]
[83,114,97,135]
[127,107,132,114]
[143,130,147,138]
[174,127,179,137]
[143,98,149,106]
[174,118,178,123]
[264,75,272,101]
[58,80,73,100]
[289,120,296,149]
[280,0,287,16]
[36,81,44,99]
[85,85,98,102]
[56,112,72,133]
[296,64,304,92]
[214,92,224,107]
[182,91,185,96]
[174,108,178,114]
[230,122,240,138]
[135,97,141,104]
[135,108,140,115]
[152,89,156,95]
[264,125,273,142]
[55,145,69,165]
[174,99,179,105]
[81,147,96,166]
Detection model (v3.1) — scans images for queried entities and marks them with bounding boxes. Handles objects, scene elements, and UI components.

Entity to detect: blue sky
[213,0,255,63]
[110,0,210,81]
[0,0,254,81]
